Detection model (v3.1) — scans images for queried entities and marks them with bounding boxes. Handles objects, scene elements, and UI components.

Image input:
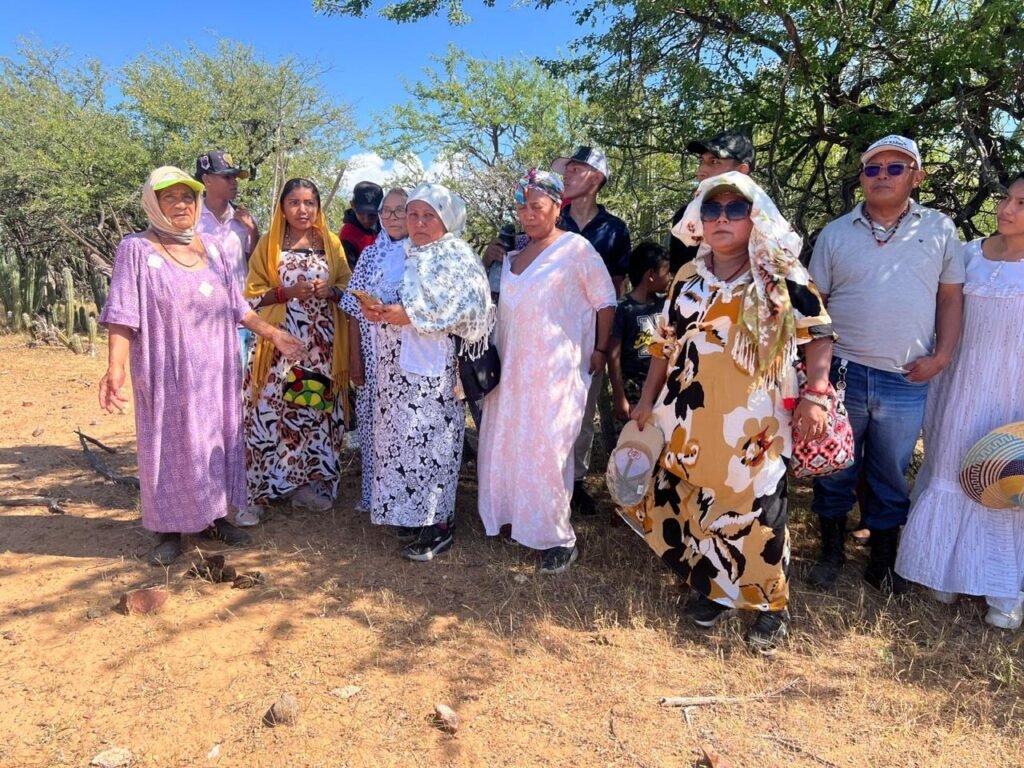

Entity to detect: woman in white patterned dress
[896,173,1024,630]
[340,188,409,513]
[361,182,493,561]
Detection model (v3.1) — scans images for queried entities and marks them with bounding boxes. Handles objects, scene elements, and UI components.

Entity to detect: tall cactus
[11,266,23,330]
[86,315,98,356]
[62,267,75,339]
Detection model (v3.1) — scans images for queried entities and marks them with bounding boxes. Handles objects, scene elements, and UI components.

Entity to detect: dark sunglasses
[862,162,916,178]
[699,199,752,222]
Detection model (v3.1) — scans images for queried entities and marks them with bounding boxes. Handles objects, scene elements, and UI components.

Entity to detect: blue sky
[0,0,592,188]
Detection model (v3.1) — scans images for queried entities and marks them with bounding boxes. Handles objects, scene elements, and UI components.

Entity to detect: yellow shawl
[244,204,352,422]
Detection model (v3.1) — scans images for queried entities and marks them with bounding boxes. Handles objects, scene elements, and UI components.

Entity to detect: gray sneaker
[538,545,578,574]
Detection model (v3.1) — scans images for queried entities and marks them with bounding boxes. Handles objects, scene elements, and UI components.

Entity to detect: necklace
[154,231,201,269]
[863,204,910,246]
[707,253,750,283]
[284,226,322,250]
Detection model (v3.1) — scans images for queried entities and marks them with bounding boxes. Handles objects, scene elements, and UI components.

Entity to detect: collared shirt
[809,200,965,373]
[557,204,631,279]
[197,204,256,293]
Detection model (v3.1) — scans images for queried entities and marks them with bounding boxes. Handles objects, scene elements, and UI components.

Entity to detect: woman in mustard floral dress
[628,172,834,652]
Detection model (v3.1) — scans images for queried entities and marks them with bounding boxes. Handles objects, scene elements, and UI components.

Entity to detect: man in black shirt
[668,129,754,272]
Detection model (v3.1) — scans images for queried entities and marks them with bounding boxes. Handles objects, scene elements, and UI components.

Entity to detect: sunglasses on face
[380,207,407,219]
[862,162,916,178]
[699,199,752,222]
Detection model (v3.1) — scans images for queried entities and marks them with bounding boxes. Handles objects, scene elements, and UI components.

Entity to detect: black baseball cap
[352,180,384,215]
[195,149,249,180]
[686,129,755,166]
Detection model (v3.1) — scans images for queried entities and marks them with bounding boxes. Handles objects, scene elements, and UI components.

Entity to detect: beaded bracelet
[800,391,832,409]
[276,286,286,304]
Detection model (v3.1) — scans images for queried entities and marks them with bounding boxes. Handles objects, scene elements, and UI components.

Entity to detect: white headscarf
[407,182,467,235]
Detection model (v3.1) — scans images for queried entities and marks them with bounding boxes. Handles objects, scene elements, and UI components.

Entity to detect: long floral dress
[477,233,617,550]
[339,231,407,511]
[896,239,1024,610]
[243,248,345,504]
[620,259,830,611]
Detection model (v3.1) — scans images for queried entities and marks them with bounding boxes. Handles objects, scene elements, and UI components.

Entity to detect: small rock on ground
[119,587,168,615]
[330,685,362,700]
[90,747,134,767]
[263,693,300,727]
[433,703,460,734]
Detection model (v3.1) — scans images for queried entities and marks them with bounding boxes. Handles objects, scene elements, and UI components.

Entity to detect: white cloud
[340,151,453,198]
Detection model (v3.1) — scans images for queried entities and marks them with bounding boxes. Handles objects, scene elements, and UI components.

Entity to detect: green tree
[370,46,593,243]
[315,0,1024,244]
[120,39,358,225]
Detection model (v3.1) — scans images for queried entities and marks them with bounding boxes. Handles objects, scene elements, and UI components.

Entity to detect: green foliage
[315,0,1024,245]
[0,38,357,322]
[374,46,593,242]
[120,39,357,223]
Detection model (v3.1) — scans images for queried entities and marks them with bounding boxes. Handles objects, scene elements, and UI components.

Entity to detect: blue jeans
[811,359,928,531]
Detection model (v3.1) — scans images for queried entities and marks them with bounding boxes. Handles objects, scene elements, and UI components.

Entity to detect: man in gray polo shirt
[807,134,965,593]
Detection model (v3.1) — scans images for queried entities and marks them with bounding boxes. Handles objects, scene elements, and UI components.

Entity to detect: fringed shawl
[402,233,494,359]
[671,171,810,389]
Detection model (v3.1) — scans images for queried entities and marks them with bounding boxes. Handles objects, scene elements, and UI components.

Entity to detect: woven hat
[959,422,1024,509]
[606,420,665,507]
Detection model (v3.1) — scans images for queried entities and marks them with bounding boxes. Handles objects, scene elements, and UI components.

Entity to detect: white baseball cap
[551,146,610,181]
[861,135,922,167]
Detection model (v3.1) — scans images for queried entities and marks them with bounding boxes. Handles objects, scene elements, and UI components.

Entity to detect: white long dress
[477,232,616,550]
[896,239,1024,609]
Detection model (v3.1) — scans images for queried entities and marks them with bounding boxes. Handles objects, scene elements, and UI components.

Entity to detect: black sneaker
[745,609,790,654]
[147,533,183,566]
[538,545,579,574]
[686,594,734,628]
[570,480,598,516]
[396,526,419,543]
[402,524,453,562]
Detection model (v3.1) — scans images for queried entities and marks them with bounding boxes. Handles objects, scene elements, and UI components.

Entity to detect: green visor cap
[152,167,205,195]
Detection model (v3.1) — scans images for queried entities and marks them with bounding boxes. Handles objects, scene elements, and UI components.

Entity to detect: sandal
[147,533,183,566]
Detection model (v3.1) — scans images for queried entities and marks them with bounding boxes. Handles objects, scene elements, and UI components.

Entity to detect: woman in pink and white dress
[897,173,1024,630]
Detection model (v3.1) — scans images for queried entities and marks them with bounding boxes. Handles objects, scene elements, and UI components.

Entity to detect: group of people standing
[96,130,1024,653]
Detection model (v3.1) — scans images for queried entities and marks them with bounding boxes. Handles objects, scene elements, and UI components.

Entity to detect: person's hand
[904,353,949,382]
[287,279,315,302]
[99,367,130,414]
[312,279,334,300]
[350,354,365,387]
[589,349,607,375]
[376,303,411,326]
[483,240,507,267]
[629,399,654,430]
[235,207,256,230]
[793,397,829,441]
[614,394,631,422]
[272,331,309,363]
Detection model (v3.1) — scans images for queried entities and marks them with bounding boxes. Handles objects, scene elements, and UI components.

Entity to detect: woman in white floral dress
[361,182,493,561]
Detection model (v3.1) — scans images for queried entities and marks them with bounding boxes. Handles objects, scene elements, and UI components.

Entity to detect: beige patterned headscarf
[141,166,204,244]
[672,171,810,389]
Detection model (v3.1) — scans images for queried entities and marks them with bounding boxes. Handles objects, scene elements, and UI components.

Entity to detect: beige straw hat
[959,421,1024,510]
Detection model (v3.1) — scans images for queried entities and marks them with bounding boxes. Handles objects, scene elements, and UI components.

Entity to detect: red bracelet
[803,385,831,396]
[276,286,286,304]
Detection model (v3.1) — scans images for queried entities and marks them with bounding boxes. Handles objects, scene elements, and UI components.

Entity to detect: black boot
[807,516,846,589]
[863,527,909,594]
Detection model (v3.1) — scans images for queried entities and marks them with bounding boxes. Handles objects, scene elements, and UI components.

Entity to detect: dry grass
[0,333,1021,767]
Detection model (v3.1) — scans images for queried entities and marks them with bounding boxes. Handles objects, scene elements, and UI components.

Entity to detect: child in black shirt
[609,242,672,421]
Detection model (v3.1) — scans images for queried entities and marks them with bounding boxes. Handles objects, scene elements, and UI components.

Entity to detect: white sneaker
[985,596,1024,631]
[291,485,333,512]
[929,589,958,605]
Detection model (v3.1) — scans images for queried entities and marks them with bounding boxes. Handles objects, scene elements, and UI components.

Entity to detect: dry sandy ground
[0,334,1022,768]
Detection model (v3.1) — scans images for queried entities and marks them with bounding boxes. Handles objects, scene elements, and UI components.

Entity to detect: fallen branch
[77,430,139,488]
[659,679,799,708]
[0,496,67,514]
[759,734,840,768]
[74,428,118,454]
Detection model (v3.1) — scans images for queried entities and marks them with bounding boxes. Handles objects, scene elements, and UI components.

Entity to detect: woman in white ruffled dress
[896,173,1024,630]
